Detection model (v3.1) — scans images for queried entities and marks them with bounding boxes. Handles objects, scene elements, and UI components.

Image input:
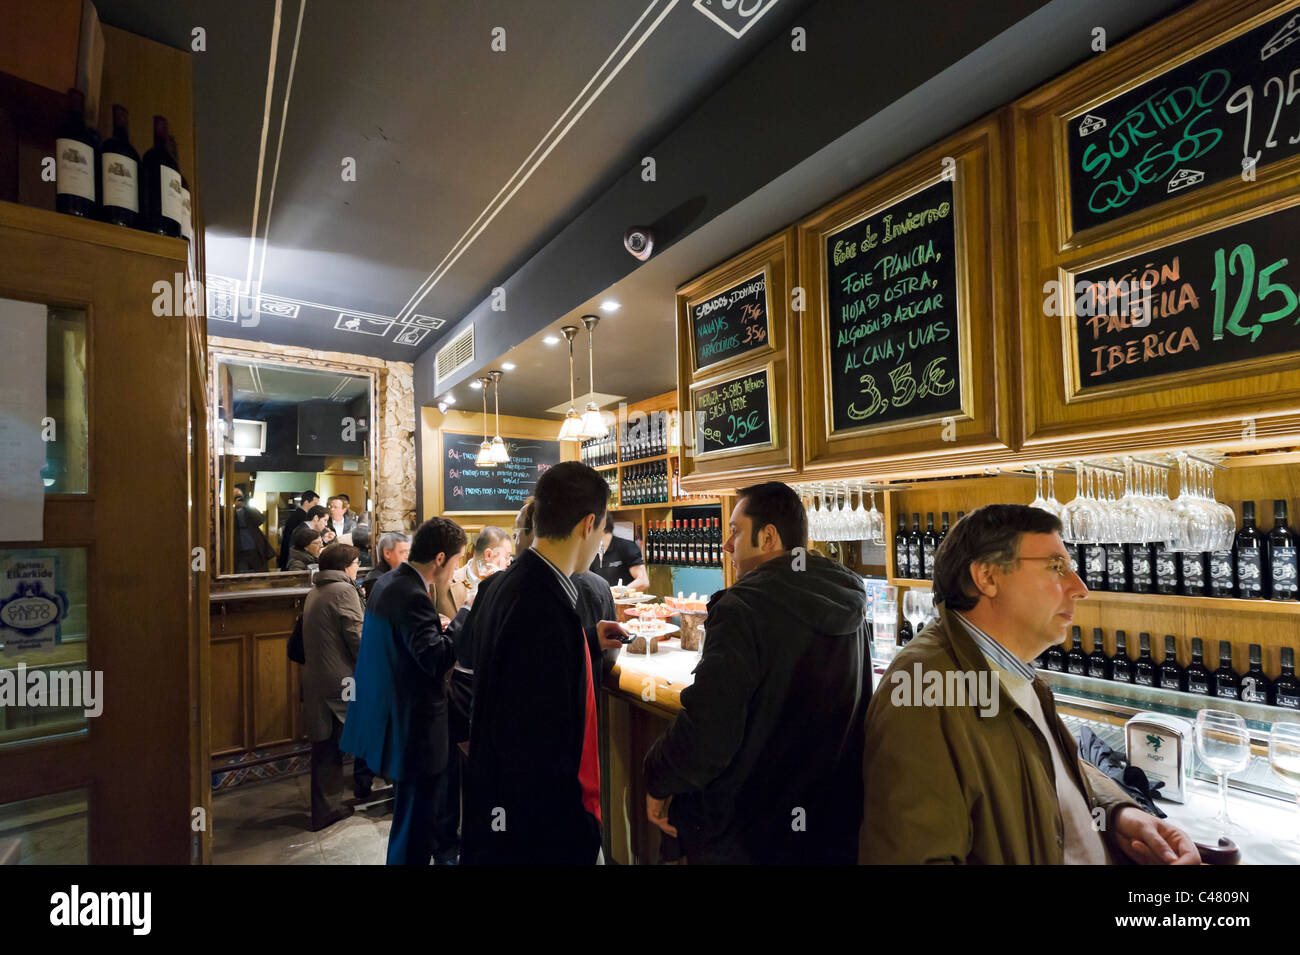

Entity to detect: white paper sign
[0,298,47,541]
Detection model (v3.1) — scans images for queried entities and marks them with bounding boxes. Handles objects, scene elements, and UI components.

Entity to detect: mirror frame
[207,346,379,582]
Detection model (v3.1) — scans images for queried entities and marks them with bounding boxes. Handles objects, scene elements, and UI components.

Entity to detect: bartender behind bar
[589,513,648,591]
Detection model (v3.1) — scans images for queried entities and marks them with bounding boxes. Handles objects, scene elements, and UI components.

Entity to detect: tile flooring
[212,772,395,865]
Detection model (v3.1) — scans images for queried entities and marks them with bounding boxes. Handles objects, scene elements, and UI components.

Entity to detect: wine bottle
[907,515,923,579]
[1235,501,1266,599]
[141,115,182,236]
[1185,637,1213,696]
[939,512,951,547]
[1065,541,1081,578]
[1086,628,1111,680]
[1275,648,1300,710]
[1110,630,1134,684]
[99,104,139,228]
[1133,632,1156,687]
[1153,542,1181,595]
[55,88,98,218]
[1241,643,1272,705]
[1105,541,1128,592]
[1043,640,1067,672]
[1082,542,1108,591]
[1213,641,1241,701]
[1126,542,1154,594]
[895,516,909,577]
[166,135,192,241]
[712,517,722,566]
[1268,499,1298,600]
[921,513,939,581]
[1179,549,1209,597]
[1158,635,1185,692]
[897,617,913,647]
[1065,626,1087,676]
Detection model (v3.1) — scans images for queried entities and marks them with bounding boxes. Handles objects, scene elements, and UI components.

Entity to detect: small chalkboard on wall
[1070,202,1300,394]
[690,364,776,458]
[442,432,561,513]
[688,267,773,373]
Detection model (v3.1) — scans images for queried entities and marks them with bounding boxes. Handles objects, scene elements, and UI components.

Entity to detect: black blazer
[340,563,456,781]
[461,550,600,865]
[277,508,308,570]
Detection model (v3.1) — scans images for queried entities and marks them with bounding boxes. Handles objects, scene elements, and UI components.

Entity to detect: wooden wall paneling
[795,111,1018,475]
[1014,0,1300,452]
[208,634,245,756]
[253,631,295,747]
[676,228,801,491]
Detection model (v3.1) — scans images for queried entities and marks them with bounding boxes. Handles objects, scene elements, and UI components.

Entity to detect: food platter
[623,619,680,639]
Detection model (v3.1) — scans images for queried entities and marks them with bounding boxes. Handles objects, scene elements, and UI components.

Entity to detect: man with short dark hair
[462,462,624,864]
[589,513,648,591]
[643,481,870,864]
[860,504,1199,865]
[278,489,320,570]
[341,517,467,865]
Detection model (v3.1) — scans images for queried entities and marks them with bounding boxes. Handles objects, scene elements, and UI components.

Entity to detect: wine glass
[867,488,885,545]
[1195,709,1252,836]
[902,589,929,639]
[1269,722,1300,852]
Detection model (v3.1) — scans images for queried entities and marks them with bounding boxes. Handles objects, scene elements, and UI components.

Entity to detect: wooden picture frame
[687,361,779,462]
[685,263,775,376]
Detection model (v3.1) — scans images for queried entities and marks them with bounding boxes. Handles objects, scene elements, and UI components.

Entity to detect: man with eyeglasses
[860,504,1199,865]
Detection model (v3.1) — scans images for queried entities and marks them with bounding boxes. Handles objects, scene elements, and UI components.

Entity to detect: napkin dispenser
[1124,711,1193,803]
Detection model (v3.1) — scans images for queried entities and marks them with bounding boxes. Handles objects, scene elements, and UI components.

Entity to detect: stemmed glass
[903,589,930,639]
[1062,461,1105,544]
[866,488,885,545]
[852,485,869,540]
[1269,722,1300,853]
[1195,709,1252,836]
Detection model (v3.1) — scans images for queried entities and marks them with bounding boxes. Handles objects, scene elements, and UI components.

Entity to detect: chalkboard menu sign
[691,366,775,457]
[442,432,561,512]
[1068,8,1300,233]
[1073,202,1300,391]
[689,269,772,371]
[823,178,962,434]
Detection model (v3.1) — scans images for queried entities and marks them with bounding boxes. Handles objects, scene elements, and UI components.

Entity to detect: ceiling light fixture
[444,394,456,404]
[470,379,482,390]
[557,326,584,442]
[474,377,496,468]
[501,361,516,371]
[543,335,560,345]
[600,300,620,313]
[579,314,607,439]
[488,370,509,463]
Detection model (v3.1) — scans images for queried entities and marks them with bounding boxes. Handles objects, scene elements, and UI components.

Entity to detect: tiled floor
[212,773,395,865]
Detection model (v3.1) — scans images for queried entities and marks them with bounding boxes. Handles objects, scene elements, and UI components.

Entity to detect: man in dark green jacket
[861,504,1199,865]
[643,481,870,864]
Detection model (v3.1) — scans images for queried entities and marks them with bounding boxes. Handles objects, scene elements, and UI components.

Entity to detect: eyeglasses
[1017,555,1074,578]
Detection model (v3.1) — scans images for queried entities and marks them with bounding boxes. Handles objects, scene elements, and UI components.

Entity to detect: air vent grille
[435,325,474,386]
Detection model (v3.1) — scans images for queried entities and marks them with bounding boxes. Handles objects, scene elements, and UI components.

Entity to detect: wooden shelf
[889,577,1300,615]
[619,453,672,467]
[611,499,723,510]
[593,462,618,471]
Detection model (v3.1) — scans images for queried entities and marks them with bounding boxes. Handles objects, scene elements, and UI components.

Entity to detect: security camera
[624,227,654,261]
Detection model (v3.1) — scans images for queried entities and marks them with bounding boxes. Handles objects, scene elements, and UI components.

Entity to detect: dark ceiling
[94,0,815,360]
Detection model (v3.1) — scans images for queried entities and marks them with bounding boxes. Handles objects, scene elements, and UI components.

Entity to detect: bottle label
[1277,691,1300,709]
[1215,684,1238,700]
[160,166,184,225]
[1180,554,1205,589]
[1135,671,1154,686]
[1087,661,1107,679]
[1241,678,1267,704]
[1068,660,1085,675]
[1084,545,1106,587]
[1065,543,1079,575]
[1188,676,1210,694]
[1129,548,1152,586]
[1272,546,1298,594]
[1209,551,1234,587]
[1155,548,1177,581]
[102,152,138,211]
[181,186,193,239]
[1237,547,1262,594]
[1112,666,1132,683]
[1106,547,1126,588]
[922,543,936,572]
[56,138,95,200]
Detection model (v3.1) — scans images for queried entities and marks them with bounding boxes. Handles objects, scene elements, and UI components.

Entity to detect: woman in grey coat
[303,542,364,830]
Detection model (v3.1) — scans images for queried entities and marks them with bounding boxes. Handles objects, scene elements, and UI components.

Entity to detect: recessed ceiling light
[470,380,482,390]
[600,300,620,312]
[543,335,560,345]
[502,361,516,371]
[443,394,456,404]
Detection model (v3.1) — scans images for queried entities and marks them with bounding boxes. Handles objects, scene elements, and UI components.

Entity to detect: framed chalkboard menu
[441,432,561,513]
[690,364,776,459]
[1067,5,1300,234]
[687,267,773,373]
[822,177,964,434]
[1070,201,1300,394]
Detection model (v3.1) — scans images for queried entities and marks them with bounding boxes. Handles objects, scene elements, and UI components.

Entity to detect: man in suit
[278,489,320,570]
[326,495,358,541]
[341,516,467,865]
[461,462,624,865]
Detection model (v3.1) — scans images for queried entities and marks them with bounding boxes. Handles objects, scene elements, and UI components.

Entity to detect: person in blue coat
[341,516,466,865]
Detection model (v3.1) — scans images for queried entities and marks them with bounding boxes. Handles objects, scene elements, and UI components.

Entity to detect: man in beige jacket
[861,504,1199,865]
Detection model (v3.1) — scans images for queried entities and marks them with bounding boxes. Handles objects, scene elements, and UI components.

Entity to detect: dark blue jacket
[340,562,457,781]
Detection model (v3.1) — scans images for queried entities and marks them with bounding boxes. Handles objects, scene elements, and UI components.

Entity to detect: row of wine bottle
[620,412,671,462]
[621,462,669,505]
[645,518,723,567]
[54,90,192,240]
[1038,627,1300,709]
[895,511,963,580]
[580,431,616,468]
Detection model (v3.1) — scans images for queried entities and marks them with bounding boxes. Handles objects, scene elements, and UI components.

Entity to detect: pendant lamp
[557,325,585,441]
[488,370,509,463]
[578,314,607,439]
[474,376,496,468]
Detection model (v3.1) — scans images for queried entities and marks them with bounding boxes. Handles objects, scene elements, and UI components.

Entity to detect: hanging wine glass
[867,487,885,545]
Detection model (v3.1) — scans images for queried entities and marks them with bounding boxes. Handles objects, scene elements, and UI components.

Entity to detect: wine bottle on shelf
[1042,640,1066,672]
[1185,637,1213,696]
[939,512,951,548]
[141,115,183,237]
[1275,648,1300,710]
[1104,541,1128,592]
[55,88,99,218]
[894,516,909,577]
[99,104,139,228]
[1179,549,1209,597]
[1065,541,1081,578]
[1082,542,1107,591]
[1110,630,1134,684]
[1242,644,1272,705]
[1268,499,1298,600]
[166,135,193,241]
[713,517,722,566]
[1133,632,1156,687]
[1153,543,1181,595]
[1086,628,1111,680]
[1126,541,1154,594]
[1065,627,1087,676]
[921,513,939,581]
[907,514,923,580]
[1213,641,1241,701]
[1207,544,1236,598]
[1235,501,1266,599]
[1158,635,1185,692]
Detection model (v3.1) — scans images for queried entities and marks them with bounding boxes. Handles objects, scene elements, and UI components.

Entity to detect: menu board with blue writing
[691,366,775,457]
[1072,202,1300,391]
[689,269,771,372]
[442,432,561,512]
[824,177,962,434]
[1068,7,1300,233]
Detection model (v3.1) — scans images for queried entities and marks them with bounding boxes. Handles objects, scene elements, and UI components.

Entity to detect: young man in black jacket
[643,481,870,864]
[461,463,624,864]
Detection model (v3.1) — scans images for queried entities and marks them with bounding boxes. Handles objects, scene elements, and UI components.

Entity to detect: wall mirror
[211,351,376,578]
